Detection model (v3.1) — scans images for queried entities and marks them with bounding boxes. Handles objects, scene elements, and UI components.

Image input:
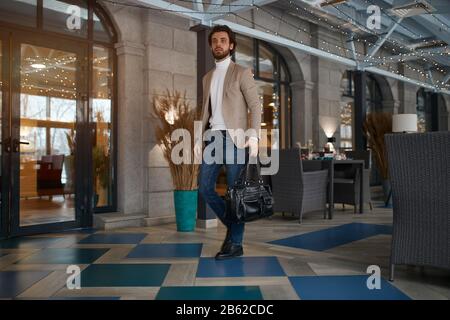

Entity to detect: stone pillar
[190,24,217,229]
[115,41,145,215]
[291,80,314,146]
[354,70,367,151]
[381,100,399,114]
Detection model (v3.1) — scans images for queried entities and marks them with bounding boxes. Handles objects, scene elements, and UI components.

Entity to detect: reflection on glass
[281,64,287,82]
[340,102,353,149]
[280,84,289,148]
[234,35,254,73]
[20,43,77,226]
[43,0,88,38]
[0,0,37,27]
[366,76,383,113]
[256,80,277,151]
[92,45,113,208]
[259,45,274,80]
[416,89,431,133]
[93,12,112,43]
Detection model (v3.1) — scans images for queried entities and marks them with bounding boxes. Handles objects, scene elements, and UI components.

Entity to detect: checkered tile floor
[1,202,449,300]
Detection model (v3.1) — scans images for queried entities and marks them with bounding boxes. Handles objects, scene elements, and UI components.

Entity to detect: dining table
[302,159,365,219]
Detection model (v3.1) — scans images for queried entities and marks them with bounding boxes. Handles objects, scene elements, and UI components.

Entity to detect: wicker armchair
[271,149,329,223]
[385,131,450,281]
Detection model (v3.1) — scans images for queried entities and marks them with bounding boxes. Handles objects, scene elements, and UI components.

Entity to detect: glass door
[8,32,89,236]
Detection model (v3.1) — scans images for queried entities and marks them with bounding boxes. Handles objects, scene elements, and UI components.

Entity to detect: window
[234,35,291,149]
[416,88,433,133]
[0,0,37,27]
[340,71,385,148]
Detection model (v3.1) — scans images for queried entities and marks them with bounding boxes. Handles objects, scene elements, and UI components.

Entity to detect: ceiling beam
[214,19,357,66]
[204,0,278,22]
[214,19,449,94]
[207,0,224,12]
[133,0,450,94]
[367,17,403,58]
[193,0,204,12]
[347,34,360,69]
[443,72,450,84]
[136,0,204,21]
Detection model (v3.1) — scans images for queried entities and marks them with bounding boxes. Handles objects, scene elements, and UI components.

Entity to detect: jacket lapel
[205,68,215,104]
[223,60,235,94]
[203,59,235,119]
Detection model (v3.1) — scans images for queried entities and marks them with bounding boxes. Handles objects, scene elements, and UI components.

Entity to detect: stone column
[190,24,217,229]
[354,70,367,150]
[291,80,315,146]
[115,41,145,215]
[381,100,399,114]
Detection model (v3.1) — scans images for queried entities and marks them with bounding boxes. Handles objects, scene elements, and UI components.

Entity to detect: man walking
[195,25,261,260]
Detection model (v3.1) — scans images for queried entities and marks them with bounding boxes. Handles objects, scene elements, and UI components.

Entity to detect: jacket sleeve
[240,68,261,140]
[196,75,209,145]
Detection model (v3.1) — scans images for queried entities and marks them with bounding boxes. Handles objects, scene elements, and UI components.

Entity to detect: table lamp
[392,114,418,133]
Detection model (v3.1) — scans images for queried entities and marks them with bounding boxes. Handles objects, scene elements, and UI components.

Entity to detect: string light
[102,0,449,91]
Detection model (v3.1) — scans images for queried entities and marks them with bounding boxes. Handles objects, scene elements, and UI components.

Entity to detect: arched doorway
[339,71,390,150]
[340,70,393,186]
[0,0,117,238]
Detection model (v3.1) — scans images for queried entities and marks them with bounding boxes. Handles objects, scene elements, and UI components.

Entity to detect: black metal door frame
[0,29,91,238]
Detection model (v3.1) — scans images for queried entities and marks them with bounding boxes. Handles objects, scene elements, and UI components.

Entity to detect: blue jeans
[198,130,247,245]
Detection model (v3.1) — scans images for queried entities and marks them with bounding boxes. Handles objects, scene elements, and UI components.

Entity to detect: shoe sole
[214,250,243,260]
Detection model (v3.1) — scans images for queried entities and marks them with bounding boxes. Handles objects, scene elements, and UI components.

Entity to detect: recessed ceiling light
[31,63,46,69]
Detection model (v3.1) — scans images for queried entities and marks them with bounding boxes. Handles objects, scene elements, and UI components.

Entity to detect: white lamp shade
[392,114,418,133]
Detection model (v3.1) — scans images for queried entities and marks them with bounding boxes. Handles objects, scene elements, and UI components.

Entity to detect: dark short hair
[208,25,237,55]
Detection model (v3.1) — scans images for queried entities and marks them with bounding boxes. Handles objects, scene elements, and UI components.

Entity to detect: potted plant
[152,89,200,232]
[363,112,393,205]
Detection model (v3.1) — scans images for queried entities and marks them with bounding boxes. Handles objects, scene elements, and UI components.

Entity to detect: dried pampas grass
[152,90,201,191]
[363,112,392,180]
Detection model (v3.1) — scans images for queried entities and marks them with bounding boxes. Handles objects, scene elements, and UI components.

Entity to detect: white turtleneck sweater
[209,55,231,131]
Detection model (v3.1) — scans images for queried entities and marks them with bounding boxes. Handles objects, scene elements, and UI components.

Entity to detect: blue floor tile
[156,286,263,300]
[127,243,203,258]
[289,276,410,300]
[78,233,147,244]
[197,257,285,278]
[80,264,170,287]
[16,248,109,264]
[269,223,392,251]
[0,237,65,249]
[0,271,52,298]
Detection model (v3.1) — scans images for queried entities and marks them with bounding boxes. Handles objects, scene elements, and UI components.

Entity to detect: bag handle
[244,155,263,184]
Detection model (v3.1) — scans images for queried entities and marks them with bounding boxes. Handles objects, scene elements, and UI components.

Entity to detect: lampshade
[392,114,418,133]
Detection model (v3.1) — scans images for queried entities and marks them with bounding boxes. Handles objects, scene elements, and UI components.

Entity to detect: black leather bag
[224,160,274,224]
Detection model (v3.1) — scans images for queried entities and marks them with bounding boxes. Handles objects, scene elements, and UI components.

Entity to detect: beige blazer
[200,60,261,148]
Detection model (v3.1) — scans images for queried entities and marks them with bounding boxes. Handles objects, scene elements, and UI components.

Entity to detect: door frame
[2,29,91,237]
[0,30,11,240]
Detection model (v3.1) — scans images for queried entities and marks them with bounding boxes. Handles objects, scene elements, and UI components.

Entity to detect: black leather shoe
[219,229,232,253]
[215,244,243,260]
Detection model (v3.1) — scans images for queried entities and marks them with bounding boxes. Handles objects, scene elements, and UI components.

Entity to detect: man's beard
[212,48,230,60]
